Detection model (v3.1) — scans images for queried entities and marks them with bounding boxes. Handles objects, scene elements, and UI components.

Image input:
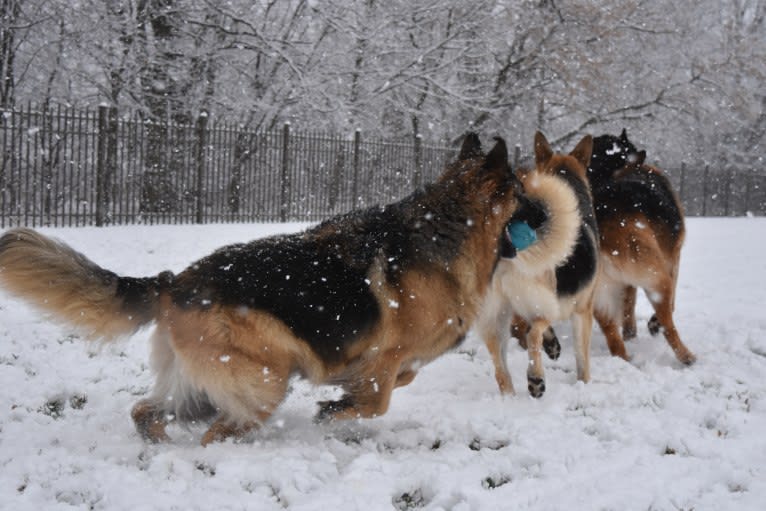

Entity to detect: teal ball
[507,221,537,251]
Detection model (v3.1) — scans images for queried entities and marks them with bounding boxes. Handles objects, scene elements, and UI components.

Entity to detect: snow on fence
[0,105,764,228]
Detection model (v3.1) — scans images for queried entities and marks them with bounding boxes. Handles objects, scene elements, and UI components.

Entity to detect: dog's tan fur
[476,132,598,396]
[593,160,694,365]
[0,229,162,340]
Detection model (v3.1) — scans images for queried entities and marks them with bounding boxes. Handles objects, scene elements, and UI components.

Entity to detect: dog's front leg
[314,395,355,422]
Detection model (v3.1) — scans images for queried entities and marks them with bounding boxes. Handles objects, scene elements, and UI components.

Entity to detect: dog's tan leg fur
[157,304,303,445]
[201,418,260,446]
[394,369,418,389]
[511,315,529,350]
[324,352,402,420]
[572,308,592,382]
[477,292,515,395]
[647,280,696,365]
[594,308,629,360]
[622,285,638,339]
[526,318,548,398]
[485,333,514,395]
[131,399,171,443]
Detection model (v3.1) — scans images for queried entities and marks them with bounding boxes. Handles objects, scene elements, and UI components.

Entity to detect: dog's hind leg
[199,362,290,445]
[622,285,638,340]
[647,280,695,365]
[131,328,178,443]
[511,315,529,349]
[161,307,296,446]
[132,399,171,443]
[594,274,630,361]
[315,355,402,421]
[518,319,560,360]
[647,313,661,336]
[485,333,514,395]
[648,257,680,337]
[526,319,548,398]
[201,417,261,446]
[480,305,515,395]
[571,309,592,383]
[594,307,629,361]
[542,326,561,360]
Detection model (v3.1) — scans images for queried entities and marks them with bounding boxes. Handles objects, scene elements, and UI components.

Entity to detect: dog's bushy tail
[513,172,581,275]
[0,228,171,341]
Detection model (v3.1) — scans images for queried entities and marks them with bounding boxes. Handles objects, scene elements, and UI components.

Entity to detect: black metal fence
[1,105,764,228]
[0,105,455,228]
[668,163,766,217]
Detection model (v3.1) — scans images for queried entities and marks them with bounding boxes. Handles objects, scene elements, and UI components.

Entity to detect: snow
[1,218,765,511]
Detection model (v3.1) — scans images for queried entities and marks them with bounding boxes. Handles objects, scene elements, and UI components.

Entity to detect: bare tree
[0,0,22,108]
[0,0,763,171]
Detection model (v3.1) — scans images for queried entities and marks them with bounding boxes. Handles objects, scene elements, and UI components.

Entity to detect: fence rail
[1,105,764,228]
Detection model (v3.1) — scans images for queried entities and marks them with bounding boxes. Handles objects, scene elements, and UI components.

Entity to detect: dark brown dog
[589,130,694,364]
[0,134,525,445]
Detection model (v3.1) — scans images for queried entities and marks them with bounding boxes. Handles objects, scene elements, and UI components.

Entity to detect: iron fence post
[96,105,108,226]
[195,111,208,223]
[280,123,291,222]
[352,130,361,208]
[702,165,709,216]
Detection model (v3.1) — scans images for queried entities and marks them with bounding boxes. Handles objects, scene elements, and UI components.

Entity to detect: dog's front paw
[314,396,354,423]
[527,376,546,398]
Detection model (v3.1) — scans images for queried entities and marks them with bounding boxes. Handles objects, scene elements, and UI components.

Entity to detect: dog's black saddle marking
[170,184,475,364]
[553,168,598,297]
[593,168,683,238]
[171,234,380,364]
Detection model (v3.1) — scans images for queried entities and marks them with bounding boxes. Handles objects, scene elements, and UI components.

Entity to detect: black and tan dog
[588,130,695,364]
[0,134,524,445]
[477,132,598,397]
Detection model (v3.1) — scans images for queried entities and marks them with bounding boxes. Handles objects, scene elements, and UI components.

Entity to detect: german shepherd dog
[0,134,525,445]
[476,132,598,397]
[588,129,695,364]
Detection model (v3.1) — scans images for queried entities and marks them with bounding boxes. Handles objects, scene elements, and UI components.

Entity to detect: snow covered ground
[0,217,765,511]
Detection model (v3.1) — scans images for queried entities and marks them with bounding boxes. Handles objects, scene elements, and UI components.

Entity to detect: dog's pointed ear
[570,134,593,169]
[458,132,483,161]
[534,131,553,167]
[620,128,629,143]
[634,149,646,165]
[483,136,509,172]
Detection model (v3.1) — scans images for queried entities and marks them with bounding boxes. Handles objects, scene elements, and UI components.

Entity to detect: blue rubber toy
[507,220,537,251]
